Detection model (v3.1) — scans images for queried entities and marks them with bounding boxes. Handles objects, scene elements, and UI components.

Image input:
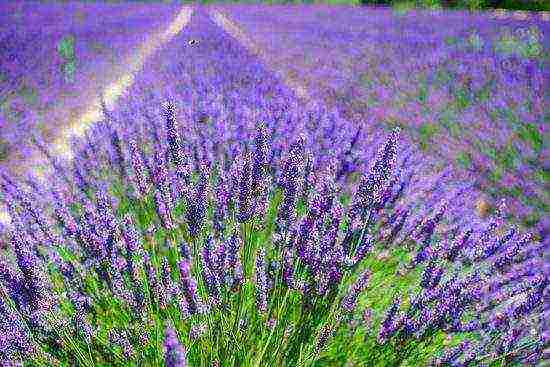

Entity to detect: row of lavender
[0,2,181,166]
[215,4,549,240]
[0,6,547,367]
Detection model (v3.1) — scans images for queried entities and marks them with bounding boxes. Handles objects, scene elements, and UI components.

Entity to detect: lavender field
[215,4,549,239]
[0,3,548,367]
[0,1,181,169]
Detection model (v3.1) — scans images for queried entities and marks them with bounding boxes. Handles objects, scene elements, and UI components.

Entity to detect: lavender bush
[0,5,547,367]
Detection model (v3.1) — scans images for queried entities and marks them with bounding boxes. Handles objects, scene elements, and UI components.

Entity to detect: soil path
[0,6,194,227]
[47,6,194,163]
[209,9,311,103]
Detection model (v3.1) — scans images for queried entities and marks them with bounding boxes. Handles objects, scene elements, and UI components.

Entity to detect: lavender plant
[0,6,546,367]
[0,1,181,166]
[0,109,546,366]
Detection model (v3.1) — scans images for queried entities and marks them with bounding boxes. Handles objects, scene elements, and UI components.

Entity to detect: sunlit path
[0,6,194,227]
[48,6,194,163]
[210,9,311,103]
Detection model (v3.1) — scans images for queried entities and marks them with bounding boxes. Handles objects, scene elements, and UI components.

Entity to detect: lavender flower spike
[255,247,269,314]
[341,269,371,313]
[164,325,187,367]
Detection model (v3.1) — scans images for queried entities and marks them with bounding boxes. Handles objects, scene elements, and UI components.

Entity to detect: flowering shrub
[0,6,547,367]
[0,105,547,365]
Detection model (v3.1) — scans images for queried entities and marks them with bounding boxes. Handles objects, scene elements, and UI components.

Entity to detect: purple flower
[277,139,304,229]
[301,152,314,202]
[252,121,270,195]
[95,186,118,233]
[237,149,253,223]
[213,170,230,238]
[128,138,149,199]
[497,327,523,354]
[121,214,144,279]
[51,189,79,237]
[48,249,75,281]
[433,341,470,366]
[185,164,207,238]
[474,226,517,261]
[443,228,473,262]
[164,325,187,367]
[178,259,199,314]
[377,297,401,344]
[513,289,543,318]
[163,101,185,169]
[109,330,135,359]
[350,127,399,224]
[200,238,220,304]
[341,269,371,313]
[282,248,295,289]
[108,126,126,179]
[412,200,448,247]
[351,235,374,265]
[0,297,35,360]
[255,247,269,313]
[154,189,174,231]
[379,207,410,245]
[144,256,167,310]
[11,233,54,312]
[315,322,335,356]
[420,261,444,289]
[152,147,171,198]
[492,232,533,270]
[189,323,207,341]
[178,241,192,261]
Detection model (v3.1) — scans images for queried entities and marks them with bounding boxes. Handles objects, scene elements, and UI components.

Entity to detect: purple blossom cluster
[0,6,546,367]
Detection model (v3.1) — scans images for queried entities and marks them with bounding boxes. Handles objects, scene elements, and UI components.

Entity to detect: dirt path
[0,6,194,228]
[48,6,194,163]
[209,9,311,103]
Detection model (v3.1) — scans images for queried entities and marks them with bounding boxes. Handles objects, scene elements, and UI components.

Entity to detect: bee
[197,112,209,125]
[188,39,198,46]
[475,198,491,218]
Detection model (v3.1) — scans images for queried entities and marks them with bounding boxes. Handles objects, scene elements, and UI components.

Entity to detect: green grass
[456,151,472,170]
[516,123,543,154]
[18,84,38,106]
[496,143,520,171]
[0,138,8,161]
[418,122,440,151]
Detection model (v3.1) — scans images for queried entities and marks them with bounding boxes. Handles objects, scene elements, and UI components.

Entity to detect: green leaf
[497,143,519,170]
[516,123,543,153]
[489,166,503,183]
[418,122,439,151]
[453,87,470,111]
[456,151,472,169]
[534,168,550,185]
[417,82,428,104]
[62,60,77,83]
[0,138,9,161]
[58,35,76,61]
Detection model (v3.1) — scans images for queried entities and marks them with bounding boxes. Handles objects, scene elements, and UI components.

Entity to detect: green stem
[253,288,290,367]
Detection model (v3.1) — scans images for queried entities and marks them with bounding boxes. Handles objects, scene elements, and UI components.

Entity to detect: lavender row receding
[0,1,181,168]
[216,4,549,239]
